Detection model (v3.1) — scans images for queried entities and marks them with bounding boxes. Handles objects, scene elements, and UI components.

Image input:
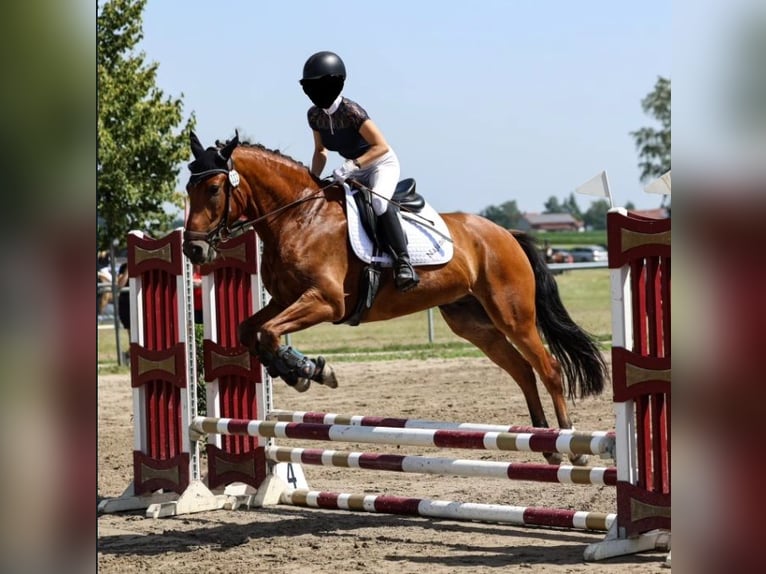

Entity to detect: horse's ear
[220,130,240,160]
[190,131,205,159]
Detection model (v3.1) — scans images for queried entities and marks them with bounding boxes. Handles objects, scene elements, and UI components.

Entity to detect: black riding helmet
[301,51,346,81]
[300,51,347,109]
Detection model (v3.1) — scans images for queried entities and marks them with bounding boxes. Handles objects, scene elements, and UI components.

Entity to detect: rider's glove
[332,159,360,183]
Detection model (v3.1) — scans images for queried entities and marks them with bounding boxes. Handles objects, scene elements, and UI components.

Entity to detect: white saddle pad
[345,185,454,267]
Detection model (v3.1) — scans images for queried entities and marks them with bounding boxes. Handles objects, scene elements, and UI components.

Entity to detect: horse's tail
[512,231,608,399]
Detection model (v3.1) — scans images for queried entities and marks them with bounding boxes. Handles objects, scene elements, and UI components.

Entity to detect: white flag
[644,170,671,196]
[576,170,613,207]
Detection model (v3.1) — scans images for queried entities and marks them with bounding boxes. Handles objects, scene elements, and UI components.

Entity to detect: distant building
[517,212,583,232]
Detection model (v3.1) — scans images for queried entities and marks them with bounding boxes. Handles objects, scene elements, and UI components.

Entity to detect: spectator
[117,263,130,330]
[97,251,113,319]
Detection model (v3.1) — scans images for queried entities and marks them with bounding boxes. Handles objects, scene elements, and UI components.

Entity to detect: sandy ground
[97,356,669,573]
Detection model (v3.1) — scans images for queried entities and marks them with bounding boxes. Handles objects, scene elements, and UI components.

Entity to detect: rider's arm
[354,120,389,169]
[310,130,328,176]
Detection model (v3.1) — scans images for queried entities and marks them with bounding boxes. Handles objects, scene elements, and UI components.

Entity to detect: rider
[299,50,419,292]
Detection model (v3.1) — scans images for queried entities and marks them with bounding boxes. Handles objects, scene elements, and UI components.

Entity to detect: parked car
[548,248,574,264]
[569,245,608,263]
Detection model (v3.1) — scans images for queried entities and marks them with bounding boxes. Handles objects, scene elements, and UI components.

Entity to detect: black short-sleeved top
[307,97,371,160]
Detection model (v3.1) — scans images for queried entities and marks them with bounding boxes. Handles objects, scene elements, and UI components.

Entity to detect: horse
[182,131,608,465]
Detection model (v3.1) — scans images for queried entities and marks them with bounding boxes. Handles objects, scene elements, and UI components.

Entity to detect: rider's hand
[332,159,359,183]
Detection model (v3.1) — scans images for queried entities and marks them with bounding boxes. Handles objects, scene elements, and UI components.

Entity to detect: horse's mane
[216,138,303,166]
[215,137,322,184]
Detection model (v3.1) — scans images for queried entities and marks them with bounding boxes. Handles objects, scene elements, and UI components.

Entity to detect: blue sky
[139,0,671,214]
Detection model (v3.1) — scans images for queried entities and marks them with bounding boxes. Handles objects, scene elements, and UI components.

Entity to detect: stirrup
[394,261,419,292]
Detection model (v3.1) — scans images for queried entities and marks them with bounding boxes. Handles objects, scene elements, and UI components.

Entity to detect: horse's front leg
[238,301,283,356]
[239,289,343,392]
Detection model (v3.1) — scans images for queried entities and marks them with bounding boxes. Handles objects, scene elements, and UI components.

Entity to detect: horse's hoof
[319,364,338,389]
[293,378,311,393]
[569,453,589,466]
[544,452,564,465]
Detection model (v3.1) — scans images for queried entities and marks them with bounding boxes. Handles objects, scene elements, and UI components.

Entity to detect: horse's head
[182,131,241,264]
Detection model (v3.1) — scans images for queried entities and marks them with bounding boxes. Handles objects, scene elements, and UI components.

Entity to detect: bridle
[182,153,239,249]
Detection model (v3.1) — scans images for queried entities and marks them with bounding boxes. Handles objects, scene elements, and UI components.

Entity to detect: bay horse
[182,131,607,465]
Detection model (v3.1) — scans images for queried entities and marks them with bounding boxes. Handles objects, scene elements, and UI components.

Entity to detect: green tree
[631,76,671,182]
[543,196,563,214]
[479,205,510,228]
[479,200,523,229]
[562,193,582,220]
[582,199,611,230]
[97,0,195,251]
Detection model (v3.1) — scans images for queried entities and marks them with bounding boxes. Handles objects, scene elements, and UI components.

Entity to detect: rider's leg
[364,151,419,292]
[378,205,419,291]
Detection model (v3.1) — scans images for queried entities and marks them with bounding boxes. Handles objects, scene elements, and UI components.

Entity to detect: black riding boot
[379,206,419,292]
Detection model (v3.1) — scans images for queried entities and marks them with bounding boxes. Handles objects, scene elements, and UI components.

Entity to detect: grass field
[98,325,130,372]
[97,268,610,371]
[530,230,607,247]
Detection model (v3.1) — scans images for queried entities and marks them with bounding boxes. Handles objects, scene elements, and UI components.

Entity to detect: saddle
[342,178,425,326]
[351,178,424,245]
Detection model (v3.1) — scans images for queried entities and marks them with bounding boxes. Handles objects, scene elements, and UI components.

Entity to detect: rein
[223,188,327,239]
[185,152,448,249]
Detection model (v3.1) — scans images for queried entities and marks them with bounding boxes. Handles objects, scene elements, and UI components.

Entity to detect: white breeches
[354,150,400,215]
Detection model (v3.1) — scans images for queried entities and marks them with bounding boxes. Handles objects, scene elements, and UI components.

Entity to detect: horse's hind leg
[438,297,567,465]
[474,290,589,466]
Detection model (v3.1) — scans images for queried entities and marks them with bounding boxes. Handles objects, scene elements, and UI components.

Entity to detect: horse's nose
[182,241,205,264]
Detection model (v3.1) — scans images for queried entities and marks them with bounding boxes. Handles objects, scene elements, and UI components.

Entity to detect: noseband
[183,155,241,248]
